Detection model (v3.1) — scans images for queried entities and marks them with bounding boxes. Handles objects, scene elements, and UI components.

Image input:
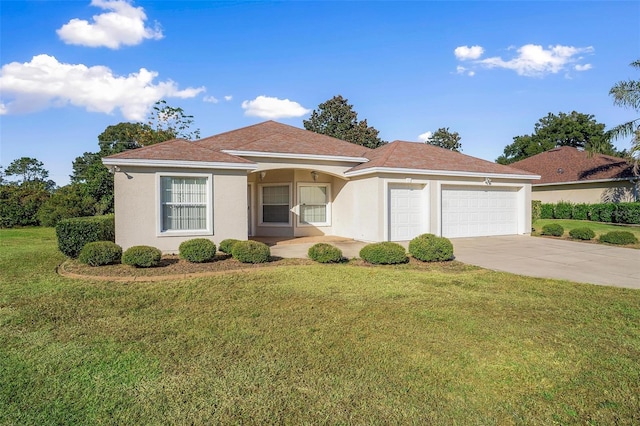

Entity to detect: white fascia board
[221,150,369,163]
[534,177,637,187]
[344,166,540,180]
[102,157,257,171]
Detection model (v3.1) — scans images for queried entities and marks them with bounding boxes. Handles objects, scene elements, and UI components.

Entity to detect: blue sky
[1,0,638,186]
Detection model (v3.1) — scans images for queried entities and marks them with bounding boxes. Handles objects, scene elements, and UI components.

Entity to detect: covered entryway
[442,186,518,238]
[389,184,425,241]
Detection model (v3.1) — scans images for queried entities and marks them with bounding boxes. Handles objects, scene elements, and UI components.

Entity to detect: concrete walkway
[262,235,640,289]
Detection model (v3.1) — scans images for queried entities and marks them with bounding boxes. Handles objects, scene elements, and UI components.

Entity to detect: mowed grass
[534,218,640,242]
[1,229,639,424]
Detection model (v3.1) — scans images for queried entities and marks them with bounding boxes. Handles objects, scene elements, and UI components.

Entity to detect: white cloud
[224,95,233,101]
[57,0,163,49]
[476,44,594,77]
[203,95,219,103]
[418,131,432,142]
[575,63,592,72]
[454,45,484,60]
[0,54,205,120]
[241,95,310,119]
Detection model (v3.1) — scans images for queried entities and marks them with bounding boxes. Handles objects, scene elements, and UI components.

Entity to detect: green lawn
[1,228,639,424]
[533,218,640,241]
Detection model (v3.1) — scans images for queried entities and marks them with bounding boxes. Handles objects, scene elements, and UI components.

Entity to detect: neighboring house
[510,146,639,204]
[103,121,539,252]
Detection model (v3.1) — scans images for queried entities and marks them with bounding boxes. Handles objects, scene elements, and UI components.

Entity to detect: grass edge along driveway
[1,227,639,424]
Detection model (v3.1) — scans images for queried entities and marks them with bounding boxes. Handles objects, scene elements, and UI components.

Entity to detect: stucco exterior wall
[532,181,638,204]
[113,166,248,253]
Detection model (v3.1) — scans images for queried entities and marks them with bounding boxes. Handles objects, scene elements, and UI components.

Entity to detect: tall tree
[425,127,462,152]
[4,157,54,189]
[496,111,617,165]
[0,157,53,227]
[71,100,200,214]
[303,95,386,148]
[608,59,640,168]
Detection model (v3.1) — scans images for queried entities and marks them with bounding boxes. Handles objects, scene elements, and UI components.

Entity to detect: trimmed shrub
[359,242,408,265]
[56,214,115,258]
[531,200,542,222]
[613,203,640,225]
[122,245,162,268]
[572,203,590,221]
[593,203,616,223]
[599,231,638,245]
[219,239,241,254]
[408,233,454,262]
[541,223,564,237]
[540,203,554,219]
[78,241,122,266]
[554,201,573,219]
[308,243,343,263]
[569,227,595,241]
[232,240,271,263]
[179,238,216,263]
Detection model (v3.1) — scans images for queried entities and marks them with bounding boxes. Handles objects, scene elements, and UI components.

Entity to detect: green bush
[231,240,271,263]
[531,200,542,222]
[122,245,162,268]
[541,223,564,237]
[554,201,573,219]
[613,203,640,225]
[593,203,616,223]
[359,242,408,265]
[308,243,343,263]
[56,214,115,258]
[408,233,454,262]
[599,231,638,245]
[568,227,595,241]
[540,203,554,219]
[219,239,241,254]
[572,203,590,221]
[78,241,122,266]
[179,238,216,263]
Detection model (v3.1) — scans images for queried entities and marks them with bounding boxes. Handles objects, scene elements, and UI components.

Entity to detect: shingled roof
[510,146,635,185]
[196,121,371,158]
[103,139,254,165]
[347,141,537,177]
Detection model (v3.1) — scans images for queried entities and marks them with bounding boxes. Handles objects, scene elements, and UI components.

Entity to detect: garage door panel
[442,187,518,238]
[389,185,425,241]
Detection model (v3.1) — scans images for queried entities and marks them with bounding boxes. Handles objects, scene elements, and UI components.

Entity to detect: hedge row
[56,214,115,258]
[536,201,640,224]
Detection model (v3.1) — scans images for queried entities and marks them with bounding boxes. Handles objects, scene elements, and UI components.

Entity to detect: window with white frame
[298,183,330,226]
[261,184,290,224]
[160,176,210,232]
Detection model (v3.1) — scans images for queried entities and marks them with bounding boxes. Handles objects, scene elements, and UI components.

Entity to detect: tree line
[1,59,638,228]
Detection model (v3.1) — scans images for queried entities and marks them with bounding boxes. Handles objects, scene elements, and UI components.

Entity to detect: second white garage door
[389,184,425,241]
[442,187,518,238]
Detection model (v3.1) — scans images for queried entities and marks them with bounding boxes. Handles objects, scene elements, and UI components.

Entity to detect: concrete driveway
[267,235,640,289]
[452,235,640,289]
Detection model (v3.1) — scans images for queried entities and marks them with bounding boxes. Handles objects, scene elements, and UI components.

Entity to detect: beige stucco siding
[113,166,248,252]
[532,181,638,204]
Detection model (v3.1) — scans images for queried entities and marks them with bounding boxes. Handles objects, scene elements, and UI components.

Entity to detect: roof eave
[221,150,369,163]
[534,177,639,187]
[102,158,258,171]
[344,166,539,180]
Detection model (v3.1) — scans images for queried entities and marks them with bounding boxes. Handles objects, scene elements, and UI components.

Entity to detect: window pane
[300,205,326,224]
[263,205,290,223]
[161,177,208,231]
[263,185,289,205]
[300,186,326,205]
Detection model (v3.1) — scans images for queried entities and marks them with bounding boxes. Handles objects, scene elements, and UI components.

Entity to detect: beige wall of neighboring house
[113,166,248,252]
[533,180,638,204]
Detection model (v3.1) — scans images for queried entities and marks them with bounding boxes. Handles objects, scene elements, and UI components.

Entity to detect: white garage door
[389,184,425,241]
[442,187,518,238]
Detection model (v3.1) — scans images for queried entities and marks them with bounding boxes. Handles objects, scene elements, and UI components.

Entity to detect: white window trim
[258,183,292,227]
[296,182,331,227]
[156,172,213,237]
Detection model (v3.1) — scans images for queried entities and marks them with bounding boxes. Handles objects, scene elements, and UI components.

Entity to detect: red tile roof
[510,146,634,184]
[348,141,537,176]
[196,121,371,158]
[105,139,254,164]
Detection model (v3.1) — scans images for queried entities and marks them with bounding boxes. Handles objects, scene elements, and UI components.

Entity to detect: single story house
[103,121,539,252]
[510,146,639,204]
